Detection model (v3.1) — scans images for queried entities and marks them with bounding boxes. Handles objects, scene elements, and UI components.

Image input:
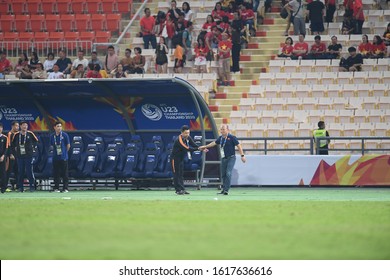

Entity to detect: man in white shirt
[71,50,89,71]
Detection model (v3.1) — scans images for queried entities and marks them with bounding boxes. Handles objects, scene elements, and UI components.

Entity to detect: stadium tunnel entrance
[0,78,221,189]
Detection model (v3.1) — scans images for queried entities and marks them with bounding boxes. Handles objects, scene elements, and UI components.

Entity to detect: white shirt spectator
[72,58,89,70]
[44,59,57,71]
[48,71,64,79]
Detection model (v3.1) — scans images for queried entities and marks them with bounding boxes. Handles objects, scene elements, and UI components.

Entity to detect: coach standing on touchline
[199,124,246,195]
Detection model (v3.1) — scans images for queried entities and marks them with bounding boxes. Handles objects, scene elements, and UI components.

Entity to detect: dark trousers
[325,5,336,23]
[17,157,35,192]
[143,34,157,49]
[0,160,7,193]
[355,20,364,34]
[6,157,18,188]
[232,43,241,73]
[53,160,69,191]
[171,157,185,192]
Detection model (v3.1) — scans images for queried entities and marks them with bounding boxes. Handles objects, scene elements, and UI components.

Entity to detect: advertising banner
[232,155,390,186]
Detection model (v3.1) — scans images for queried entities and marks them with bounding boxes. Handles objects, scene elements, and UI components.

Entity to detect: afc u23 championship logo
[141,104,163,121]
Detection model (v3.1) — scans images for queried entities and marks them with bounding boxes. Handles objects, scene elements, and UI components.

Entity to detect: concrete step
[250,36,285,43]
[209,99,242,106]
[221,85,249,93]
[211,111,231,118]
[208,104,237,112]
[233,79,255,87]
[233,73,260,80]
[241,67,267,74]
[242,48,278,55]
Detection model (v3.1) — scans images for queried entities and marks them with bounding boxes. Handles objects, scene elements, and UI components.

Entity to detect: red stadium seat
[41,0,55,14]
[0,2,12,14]
[75,14,91,31]
[33,31,49,50]
[10,0,27,15]
[26,0,42,15]
[101,0,117,13]
[106,14,121,31]
[15,14,31,32]
[91,14,107,31]
[64,32,80,51]
[79,31,95,50]
[72,0,87,14]
[60,14,76,32]
[18,32,34,42]
[45,14,61,32]
[64,31,80,41]
[3,32,19,49]
[85,0,102,14]
[0,32,3,41]
[95,31,111,43]
[0,15,16,32]
[117,0,132,14]
[56,0,72,14]
[48,31,64,42]
[30,14,45,32]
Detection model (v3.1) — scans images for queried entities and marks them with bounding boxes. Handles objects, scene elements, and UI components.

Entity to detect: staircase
[209,3,286,127]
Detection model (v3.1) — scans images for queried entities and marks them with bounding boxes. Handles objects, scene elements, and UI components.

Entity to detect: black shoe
[217,191,225,195]
[223,192,228,195]
[183,191,190,195]
[175,190,184,195]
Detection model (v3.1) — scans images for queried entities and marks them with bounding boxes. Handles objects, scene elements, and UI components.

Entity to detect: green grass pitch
[0,187,389,260]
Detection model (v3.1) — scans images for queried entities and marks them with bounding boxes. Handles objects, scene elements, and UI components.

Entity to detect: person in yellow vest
[313,121,330,155]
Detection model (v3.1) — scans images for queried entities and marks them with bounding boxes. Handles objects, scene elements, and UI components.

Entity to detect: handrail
[203,136,390,155]
[93,0,149,51]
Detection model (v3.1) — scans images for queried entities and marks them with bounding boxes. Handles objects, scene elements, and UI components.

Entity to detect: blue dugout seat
[133,142,160,178]
[91,143,120,178]
[121,143,141,177]
[35,146,54,179]
[153,142,173,178]
[81,144,100,177]
[129,135,143,151]
[68,136,85,177]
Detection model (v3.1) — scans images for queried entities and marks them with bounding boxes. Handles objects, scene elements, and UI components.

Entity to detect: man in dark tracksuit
[11,121,39,192]
[6,121,19,191]
[0,123,9,194]
[170,125,199,195]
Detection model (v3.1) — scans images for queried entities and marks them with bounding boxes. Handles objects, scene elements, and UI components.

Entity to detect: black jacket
[170,135,199,160]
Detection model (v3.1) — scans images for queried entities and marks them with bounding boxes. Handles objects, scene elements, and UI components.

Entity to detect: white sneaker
[63,189,69,193]
[53,189,60,193]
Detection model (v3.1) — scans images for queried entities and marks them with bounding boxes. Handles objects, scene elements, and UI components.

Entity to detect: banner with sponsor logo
[232,155,390,186]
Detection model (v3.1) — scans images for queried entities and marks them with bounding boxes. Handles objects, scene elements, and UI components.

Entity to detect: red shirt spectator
[310,42,327,54]
[240,8,254,21]
[0,52,12,74]
[293,35,309,58]
[358,42,372,57]
[218,39,232,59]
[140,12,155,36]
[86,70,102,78]
[202,22,217,32]
[352,0,364,21]
[282,45,294,55]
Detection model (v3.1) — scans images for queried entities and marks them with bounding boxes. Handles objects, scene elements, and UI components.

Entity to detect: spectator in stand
[182,2,193,21]
[239,4,255,32]
[218,16,231,34]
[167,0,181,22]
[111,63,127,78]
[282,0,292,36]
[278,37,294,58]
[89,51,104,70]
[32,63,47,79]
[56,50,72,75]
[218,32,232,86]
[104,45,119,73]
[86,64,103,78]
[202,15,217,32]
[70,64,85,78]
[212,2,226,24]
[352,0,364,34]
[155,37,169,74]
[292,33,308,59]
[71,50,89,71]
[194,37,209,73]
[325,0,336,23]
[358,34,372,58]
[326,35,342,59]
[133,47,146,74]
[226,1,238,20]
[370,35,387,59]
[307,35,327,59]
[212,26,223,49]
[165,15,176,49]
[307,0,325,35]
[286,0,306,36]
[339,46,363,72]
[154,11,167,38]
[14,53,29,78]
[43,52,57,72]
[47,64,64,79]
[182,21,194,61]
[230,18,242,73]
[341,9,355,35]
[120,48,134,73]
[28,51,40,70]
[19,65,33,79]
[140,8,157,49]
[0,50,12,75]
[383,23,390,47]
[173,37,185,73]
